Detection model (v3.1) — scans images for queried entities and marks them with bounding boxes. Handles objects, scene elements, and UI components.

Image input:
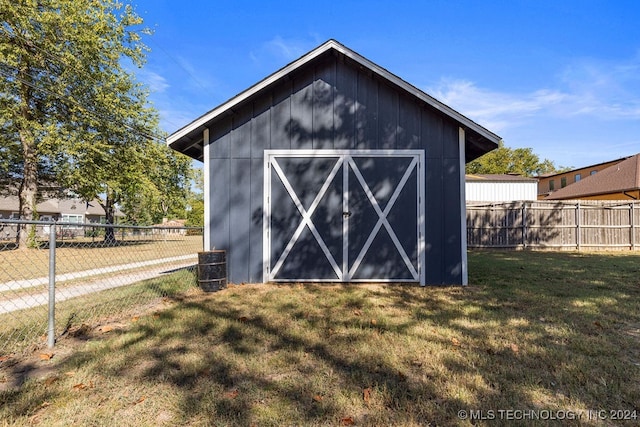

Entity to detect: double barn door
[264,150,425,284]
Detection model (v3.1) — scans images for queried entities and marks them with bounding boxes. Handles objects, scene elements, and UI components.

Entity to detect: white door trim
[264,149,425,284]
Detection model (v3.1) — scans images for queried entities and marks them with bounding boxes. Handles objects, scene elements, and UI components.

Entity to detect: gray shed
[168,40,500,285]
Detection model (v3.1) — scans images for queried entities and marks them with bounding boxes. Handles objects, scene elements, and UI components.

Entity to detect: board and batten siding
[207,55,465,285]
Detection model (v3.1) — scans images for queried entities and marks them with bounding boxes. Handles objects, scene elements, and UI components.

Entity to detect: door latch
[342,211,352,218]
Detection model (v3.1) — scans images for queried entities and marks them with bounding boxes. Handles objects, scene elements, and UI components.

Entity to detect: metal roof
[466,174,538,183]
[167,39,501,161]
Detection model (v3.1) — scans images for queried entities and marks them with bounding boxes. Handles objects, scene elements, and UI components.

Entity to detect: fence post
[522,202,527,248]
[631,203,635,250]
[575,202,581,250]
[47,221,56,348]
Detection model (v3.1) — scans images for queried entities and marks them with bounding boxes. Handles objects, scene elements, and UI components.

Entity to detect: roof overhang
[168,39,501,162]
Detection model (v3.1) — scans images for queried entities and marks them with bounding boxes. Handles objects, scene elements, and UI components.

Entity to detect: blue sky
[131,0,640,169]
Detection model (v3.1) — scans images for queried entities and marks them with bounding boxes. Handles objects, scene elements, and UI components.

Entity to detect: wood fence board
[467,200,640,250]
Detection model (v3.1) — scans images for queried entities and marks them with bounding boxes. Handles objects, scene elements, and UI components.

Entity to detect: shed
[168,40,500,285]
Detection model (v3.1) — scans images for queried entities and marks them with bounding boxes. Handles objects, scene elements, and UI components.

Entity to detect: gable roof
[168,39,501,161]
[545,153,640,200]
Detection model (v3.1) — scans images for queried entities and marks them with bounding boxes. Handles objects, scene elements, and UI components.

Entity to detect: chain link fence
[0,219,202,356]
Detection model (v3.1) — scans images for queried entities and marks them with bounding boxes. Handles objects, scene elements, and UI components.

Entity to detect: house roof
[0,196,59,214]
[545,153,640,200]
[466,174,538,183]
[0,196,124,217]
[538,155,631,179]
[168,39,501,162]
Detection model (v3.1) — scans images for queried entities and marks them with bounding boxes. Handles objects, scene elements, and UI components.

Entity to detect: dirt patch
[0,297,173,392]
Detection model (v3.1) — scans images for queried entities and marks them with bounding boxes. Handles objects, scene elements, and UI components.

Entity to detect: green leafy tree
[117,143,193,226]
[466,141,566,176]
[0,0,187,245]
[185,167,204,228]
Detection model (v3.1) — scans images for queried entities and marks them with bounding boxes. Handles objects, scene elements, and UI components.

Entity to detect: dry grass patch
[1,251,639,425]
[0,236,202,283]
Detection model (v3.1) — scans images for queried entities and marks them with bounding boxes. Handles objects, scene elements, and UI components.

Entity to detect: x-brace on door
[264,150,425,284]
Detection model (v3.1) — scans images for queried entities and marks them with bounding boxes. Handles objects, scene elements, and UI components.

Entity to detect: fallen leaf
[44,376,59,386]
[363,387,372,403]
[73,383,87,390]
[313,395,324,402]
[39,353,54,360]
[510,343,519,354]
[353,309,362,316]
[341,417,355,426]
[133,396,146,405]
[370,319,377,326]
[132,316,140,322]
[99,325,114,334]
[451,337,461,347]
[224,390,239,399]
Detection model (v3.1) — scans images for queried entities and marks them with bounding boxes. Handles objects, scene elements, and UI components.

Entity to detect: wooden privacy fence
[467,200,640,250]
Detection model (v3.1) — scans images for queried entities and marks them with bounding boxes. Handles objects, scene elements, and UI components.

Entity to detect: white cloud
[266,36,308,60]
[250,35,323,65]
[428,54,640,134]
[428,79,567,132]
[136,69,170,93]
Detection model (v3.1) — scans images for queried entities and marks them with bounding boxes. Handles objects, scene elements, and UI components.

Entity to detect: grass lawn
[1,251,639,426]
[0,235,202,283]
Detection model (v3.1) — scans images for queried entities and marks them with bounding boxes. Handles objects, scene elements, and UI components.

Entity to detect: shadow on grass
[1,251,639,425]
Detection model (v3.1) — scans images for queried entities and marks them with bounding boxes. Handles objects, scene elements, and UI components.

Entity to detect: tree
[115,143,193,226]
[0,0,177,246]
[466,141,566,176]
[185,167,204,228]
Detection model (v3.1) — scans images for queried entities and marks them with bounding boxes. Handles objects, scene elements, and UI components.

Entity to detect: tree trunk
[102,191,117,245]
[17,138,38,249]
[16,63,38,250]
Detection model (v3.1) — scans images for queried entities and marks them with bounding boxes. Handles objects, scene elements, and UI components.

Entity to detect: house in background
[0,196,124,240]
[153,218,188,236]
[537,155,630,199]
[0,197,59,222]
[466,174,538,202]
[545,153,640,200]
[168,39,500,286]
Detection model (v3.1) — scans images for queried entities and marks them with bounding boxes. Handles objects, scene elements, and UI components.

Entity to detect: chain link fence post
[48,221,56,348]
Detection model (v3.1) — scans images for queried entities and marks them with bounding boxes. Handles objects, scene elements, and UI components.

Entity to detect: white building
[465,174,538,202]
